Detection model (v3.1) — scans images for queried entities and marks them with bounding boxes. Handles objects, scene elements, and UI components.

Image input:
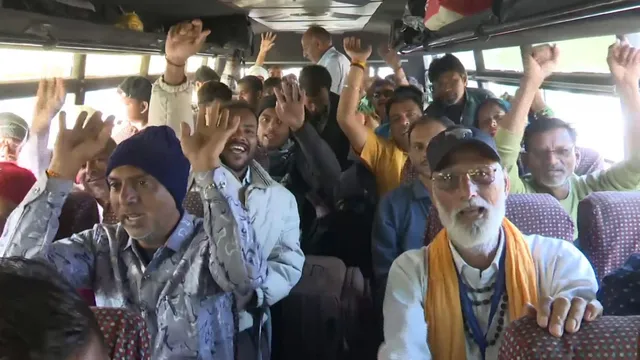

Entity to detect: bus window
[377,67,394,79]
[484,82,519,98]
[85,54,142,77]
[84,88,128,123]
[0,48,73,81]
[541,35,615,74]
[148,55,166,75]
[542,89,624,162]
[483,47,523,72]
[452,51,476,71]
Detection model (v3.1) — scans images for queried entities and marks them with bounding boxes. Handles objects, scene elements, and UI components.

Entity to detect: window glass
[148,55,166,75]
[451,51,476,71]
[0,49,74,81]
[282,67,302,78]
[377,67,394,79]
[84,88,128,124]
[369,66,376,78]
[85,54,142,77]
[187,57,205,73]
[483,47,523,71]
[542,89,623,162]
[484,82,519,98]
[539,35,615,73]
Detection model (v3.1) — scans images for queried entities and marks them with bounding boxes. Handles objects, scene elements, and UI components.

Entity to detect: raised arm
[179,102,267,295]
[336,37,374,153]
[378,44,409,87]
[609,39,640,155]
[495,45,559,193]
[275,81,342,201]
[18,78,66,175]
[255,32,276,68]
[1,110,115,289]
[148,19,210,135]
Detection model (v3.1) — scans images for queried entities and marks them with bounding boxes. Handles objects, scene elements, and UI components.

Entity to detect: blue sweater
[371,180,431,313]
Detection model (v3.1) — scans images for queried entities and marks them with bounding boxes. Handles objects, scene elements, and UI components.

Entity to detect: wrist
[191,160,221,173]
[165,55,187,67]
[47,159,79,181]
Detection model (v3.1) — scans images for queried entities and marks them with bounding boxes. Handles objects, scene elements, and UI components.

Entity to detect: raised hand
[607,38,640,86]
[49,111,115,180]
[378,43,401,69]
[32,78,66,134]
[274,81,306,132]
[523,44,560,85]
[165,19,211,66]
[260,32,277,53]
[343,37,372,64]
[180,101,240,172]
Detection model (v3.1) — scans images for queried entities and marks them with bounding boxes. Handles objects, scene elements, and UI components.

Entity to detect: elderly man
[0,112,29,163]
[378,125,600,359]
[0,99,266,358]
[301,25,350,94]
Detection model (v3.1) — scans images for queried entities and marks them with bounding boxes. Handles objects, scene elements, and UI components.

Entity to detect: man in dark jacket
[425,53,494,126]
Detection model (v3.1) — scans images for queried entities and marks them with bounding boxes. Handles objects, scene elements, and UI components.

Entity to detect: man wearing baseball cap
[378,125,600,360]
[113,76,152,143]
[0,113,28,163]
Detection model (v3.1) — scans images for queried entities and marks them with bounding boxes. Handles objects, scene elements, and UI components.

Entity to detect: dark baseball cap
[118,76,152,102]
[427,125,501,172]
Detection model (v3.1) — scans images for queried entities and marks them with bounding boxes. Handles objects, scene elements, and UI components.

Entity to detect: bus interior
[1,0,640,358]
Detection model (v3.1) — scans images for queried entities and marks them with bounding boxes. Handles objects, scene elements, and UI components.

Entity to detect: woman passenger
[474,97,511,137]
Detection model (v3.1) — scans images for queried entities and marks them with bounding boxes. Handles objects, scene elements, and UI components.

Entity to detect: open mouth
[122,213,145,225]
[228,141,248,154]
[458,206,487,220]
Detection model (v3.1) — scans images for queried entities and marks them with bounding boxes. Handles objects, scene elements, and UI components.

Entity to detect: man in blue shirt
[371,114,455,321]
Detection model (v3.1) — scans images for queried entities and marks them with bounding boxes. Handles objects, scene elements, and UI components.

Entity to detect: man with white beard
[377,125,600,360]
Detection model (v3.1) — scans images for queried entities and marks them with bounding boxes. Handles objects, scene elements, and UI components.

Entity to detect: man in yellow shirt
[495,41,640,238]
[336,37,423,196]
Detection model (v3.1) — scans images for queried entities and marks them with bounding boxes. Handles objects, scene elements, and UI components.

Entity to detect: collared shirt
[317,47,351,94]
[378,231,598,360]
[0,169,267,359]
[426,87,495,127]
[371,180,431,311]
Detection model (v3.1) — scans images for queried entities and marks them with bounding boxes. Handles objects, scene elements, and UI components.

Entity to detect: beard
[434,191,506,253]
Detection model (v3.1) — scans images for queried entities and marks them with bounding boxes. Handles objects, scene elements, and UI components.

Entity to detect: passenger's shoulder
[392,247,427,272]
[524,234,583,260]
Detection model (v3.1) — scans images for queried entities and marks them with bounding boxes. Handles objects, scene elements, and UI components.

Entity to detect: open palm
[165,19,211,65]
[180,101,240,172]
[33,78,66,134]
[274,82,306,131]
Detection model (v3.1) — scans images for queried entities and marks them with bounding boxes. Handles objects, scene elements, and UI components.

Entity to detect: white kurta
[378,234,598,360]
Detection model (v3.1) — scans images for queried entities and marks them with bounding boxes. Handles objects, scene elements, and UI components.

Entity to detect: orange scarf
[425,218,538,359]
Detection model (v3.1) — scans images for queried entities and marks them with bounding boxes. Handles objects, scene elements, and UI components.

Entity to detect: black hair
[407,114,456,140]
[299,65,333,96]
[305,25,332,44]
[257,95,278,117]
[0,257,102,360]
[523,117,577,152]
[222,100,259,122]
[385,85,424,117]
[238,76,263,94]
[263,77,282,93]
[370,79,395,92]
[427,53,467,84]
[195,66,220,83]
[197,81,233,105]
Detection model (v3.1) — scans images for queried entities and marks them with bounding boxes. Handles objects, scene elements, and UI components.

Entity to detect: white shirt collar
[448,229,504,284]
[317,47,336,65]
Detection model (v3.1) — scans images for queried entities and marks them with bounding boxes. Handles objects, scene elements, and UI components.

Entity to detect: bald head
[302,25,332,63]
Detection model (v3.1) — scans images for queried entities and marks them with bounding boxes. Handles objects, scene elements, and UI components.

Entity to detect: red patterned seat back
[578,191,640,282]
[575,147,605,176]
[499,316,640,359]
[92,307,152,360]
[55,191,100,240]
[425,193,574,244]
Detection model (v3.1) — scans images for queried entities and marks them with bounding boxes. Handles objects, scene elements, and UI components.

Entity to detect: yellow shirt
[360,130,408,196]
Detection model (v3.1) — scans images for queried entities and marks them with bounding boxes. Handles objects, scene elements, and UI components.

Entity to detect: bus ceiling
[0,0,404,62]
[394,0,640,55]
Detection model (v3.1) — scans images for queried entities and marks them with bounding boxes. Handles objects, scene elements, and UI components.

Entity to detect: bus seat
[55,190,100,240]
[575,147,605,176]
[578,191,640,282]
[499,315,640,359]
[425,193,575,244]
[91,307,151,360]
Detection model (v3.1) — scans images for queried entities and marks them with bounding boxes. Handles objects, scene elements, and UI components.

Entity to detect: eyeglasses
[431,165,499,191]
[373,89,394,99]
[526,147,574,159]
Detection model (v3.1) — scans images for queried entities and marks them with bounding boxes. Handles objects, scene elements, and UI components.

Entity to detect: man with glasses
[496,41,640,238]
[378,124,600,360]
[425,54,494,126]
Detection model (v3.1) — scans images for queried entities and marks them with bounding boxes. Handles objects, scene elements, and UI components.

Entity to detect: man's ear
[503,167,511,194]
[462,74,468,87]
[141,101,149,114]
[257,90,263,100]
[574,147,581,166]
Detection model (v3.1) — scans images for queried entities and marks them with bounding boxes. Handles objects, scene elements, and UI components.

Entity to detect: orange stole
[424,218,538,359]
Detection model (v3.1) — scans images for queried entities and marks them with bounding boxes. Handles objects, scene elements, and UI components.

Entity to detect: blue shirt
[371,179,431,311]
[375,122,392,140]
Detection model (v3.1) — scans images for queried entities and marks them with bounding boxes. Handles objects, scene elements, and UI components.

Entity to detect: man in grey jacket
[150,19,305,360]
[0,91,267,357]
